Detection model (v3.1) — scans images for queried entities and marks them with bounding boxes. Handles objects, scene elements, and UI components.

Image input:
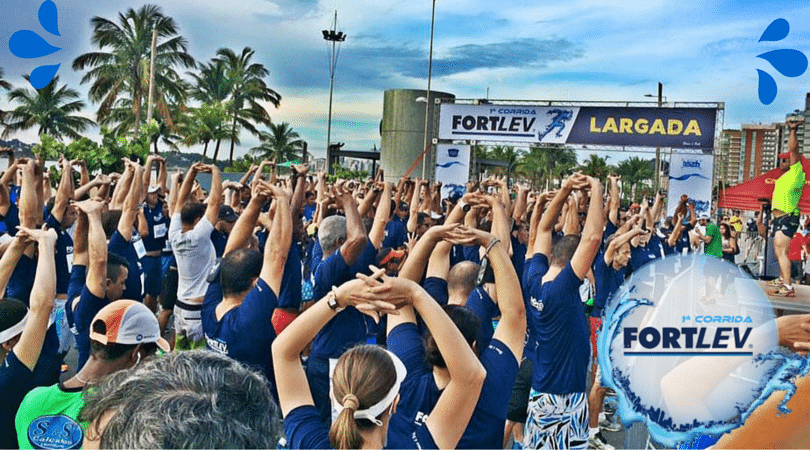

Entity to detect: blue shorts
[141,255,163,296]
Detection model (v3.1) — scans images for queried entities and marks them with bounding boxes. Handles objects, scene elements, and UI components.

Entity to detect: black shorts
[506,358,533,423]
[772,214,800,238]
[161,266,178,311]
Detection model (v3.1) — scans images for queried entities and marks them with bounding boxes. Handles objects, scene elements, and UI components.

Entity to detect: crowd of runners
[0,119,810,450]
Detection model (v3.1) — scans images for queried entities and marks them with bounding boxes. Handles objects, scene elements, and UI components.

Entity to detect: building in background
[738,123,783,184]
[718,129,741,187]
[780,94,810,156]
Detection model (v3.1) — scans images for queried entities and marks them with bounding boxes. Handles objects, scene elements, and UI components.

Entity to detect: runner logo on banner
[667,153,714,216]
[435,144,470,201]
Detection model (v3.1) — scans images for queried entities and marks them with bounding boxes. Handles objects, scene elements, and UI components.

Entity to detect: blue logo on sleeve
[8,0,63,89]
[27,415,83,449]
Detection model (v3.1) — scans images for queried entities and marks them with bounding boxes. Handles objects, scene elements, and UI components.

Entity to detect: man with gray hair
[79,350,279,449]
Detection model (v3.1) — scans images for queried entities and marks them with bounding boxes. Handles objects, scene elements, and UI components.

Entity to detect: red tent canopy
[718,156,810,213]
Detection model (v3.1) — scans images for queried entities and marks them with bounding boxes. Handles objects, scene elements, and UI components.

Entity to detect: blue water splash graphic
[755,19,808,106]
[38,0,60,36]
[669,173,710,181]
[759,18,789,42]
[436,161,462,168]
[7,0,63,89]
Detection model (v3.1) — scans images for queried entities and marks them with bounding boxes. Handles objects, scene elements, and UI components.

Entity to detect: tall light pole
[645,82,663,193]
[323,11,346,174]
[421,0,436,179]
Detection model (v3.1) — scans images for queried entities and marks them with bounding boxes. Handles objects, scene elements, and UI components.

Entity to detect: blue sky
[1,0,809,164]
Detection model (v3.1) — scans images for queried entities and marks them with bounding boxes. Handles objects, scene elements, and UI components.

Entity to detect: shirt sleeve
[523,253,549,289]
[387,323,430,380]
[479,339,520,420]
[168,213,182,242]
[423,277,448,306]
[283,405,332,450]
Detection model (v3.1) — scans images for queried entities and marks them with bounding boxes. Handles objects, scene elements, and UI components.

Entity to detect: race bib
[134,238,147,259]
[153,222,168,239]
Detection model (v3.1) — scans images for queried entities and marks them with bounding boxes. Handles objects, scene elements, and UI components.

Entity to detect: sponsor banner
[438,104,717,150]
[434,144,470,200]
[568,107,717,149]
[438,104,580,144]
[667,153,714,216]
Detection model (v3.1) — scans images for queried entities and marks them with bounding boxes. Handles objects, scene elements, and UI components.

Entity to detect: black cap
[218,205,239,223]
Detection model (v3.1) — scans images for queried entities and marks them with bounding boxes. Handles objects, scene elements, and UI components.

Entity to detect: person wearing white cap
[15,299,168,449]
[273,272,486,449]
[0,227,57,449]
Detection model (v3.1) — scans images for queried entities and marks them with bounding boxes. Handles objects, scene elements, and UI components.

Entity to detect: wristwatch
[327,288,345,313]
[459,201,471,212]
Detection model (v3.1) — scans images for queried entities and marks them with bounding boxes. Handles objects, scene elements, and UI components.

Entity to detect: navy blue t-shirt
[383,218,407,249]
[0,351,35,449]
[6,254,36,305]
[65,265,86,333]
[108,230,143,301]
[73,285,109,370]
[510,236,527,283]
[303,204,317,222]
[350,241,378,276]
[593,250,628,318]
[602,220,619,249]
[525,263,590,394]
[210,229,228,258]
[466,287,496,351]
[201,277,278,387]
[141,201,169,252]
[46,214,74,296]
[277,244,303,309]
[423,277,449,306]
[387,323,517,450]
[283,404,437,450]
[675,223,693,254]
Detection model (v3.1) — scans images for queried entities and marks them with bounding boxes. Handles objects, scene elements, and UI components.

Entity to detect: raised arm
[73,209,89,268]
[512,185,529,222]
[607,174,620,226]
[369,182,392,249]
[570,177,605,279]
[259,186,292,296]
[72,159,89,188]
[406,179,422,233]
[225,182,269,254]
[202,164,223,226]
[77,199,108,299]
[110,164,133,210]
[0,235,26,296]
[176,163,200,210]
[50,157,73,223]
[19,159,39,229]
[11,227,57,371]
[605,221,643,265]
[157,158,168,193]
[168,170,182,217]
[535,175,580,257]
[117,162,144,241]
[335,185,368,266]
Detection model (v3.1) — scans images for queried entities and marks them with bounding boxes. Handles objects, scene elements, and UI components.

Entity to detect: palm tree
[3,75,95,140]
[0,67,12,124]
[578,154,612,182]
[188,60,231,104]
[251,122,303,162]
[72,4,195,136]
[179,102,232,161]
[616,156,655,201]
[216,47,282,164]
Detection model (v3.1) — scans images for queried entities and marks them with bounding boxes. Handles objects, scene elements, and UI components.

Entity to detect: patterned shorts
[522,391,589,450]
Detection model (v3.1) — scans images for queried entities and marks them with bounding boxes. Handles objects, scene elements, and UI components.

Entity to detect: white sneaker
[599,415,621,432]
[589,432,615,450]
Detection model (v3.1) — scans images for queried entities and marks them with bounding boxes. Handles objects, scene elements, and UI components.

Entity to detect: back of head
[107,252,129,283]
[102,210,123,239]
[0,298,27,346]
[330,345,396,450]
[319,215,347,255]
[79,350,278,449]
[220,248,263,296]
[551,234,580,267]
[180,202,206,226]
[448,261,480,300]
[425,304,480,368]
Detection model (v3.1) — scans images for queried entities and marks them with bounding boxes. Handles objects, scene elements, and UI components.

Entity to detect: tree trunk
[228,115,238,165]
[202,140,210,163]
[213,138,222,162]
[153,138,158,154]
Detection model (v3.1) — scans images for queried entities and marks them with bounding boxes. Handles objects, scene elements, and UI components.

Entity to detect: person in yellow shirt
[769,118,805,296]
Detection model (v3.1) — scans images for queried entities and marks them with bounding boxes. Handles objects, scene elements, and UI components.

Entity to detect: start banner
[438,104,717,150]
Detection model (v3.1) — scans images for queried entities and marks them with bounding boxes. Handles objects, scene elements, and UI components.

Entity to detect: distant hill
[0,139,35,157]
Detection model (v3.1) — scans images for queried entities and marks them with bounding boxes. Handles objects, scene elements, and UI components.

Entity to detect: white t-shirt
[169,213,216,302]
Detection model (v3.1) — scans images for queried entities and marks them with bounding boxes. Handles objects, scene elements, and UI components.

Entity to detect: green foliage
[328,164,368,182]
[225,154,256,173]
[32,125,151,176]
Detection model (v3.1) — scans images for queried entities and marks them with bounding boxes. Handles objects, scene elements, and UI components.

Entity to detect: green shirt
[705,222,723,257]
[772,161,805,214]
[15,383,87,449]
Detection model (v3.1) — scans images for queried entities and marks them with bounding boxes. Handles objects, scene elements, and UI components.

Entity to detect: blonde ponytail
[329,394,362,449]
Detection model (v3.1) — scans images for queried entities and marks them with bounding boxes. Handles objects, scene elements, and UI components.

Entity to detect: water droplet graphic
[29,64,60,89]
[38,0,60,36]
[757,49,809,78]
[757,69,777,105]
[758,18,789,42]
[8,30,61,58]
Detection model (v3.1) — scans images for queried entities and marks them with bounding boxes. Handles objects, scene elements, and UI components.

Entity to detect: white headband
[0,310,28,343]
[330,349,408,426]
